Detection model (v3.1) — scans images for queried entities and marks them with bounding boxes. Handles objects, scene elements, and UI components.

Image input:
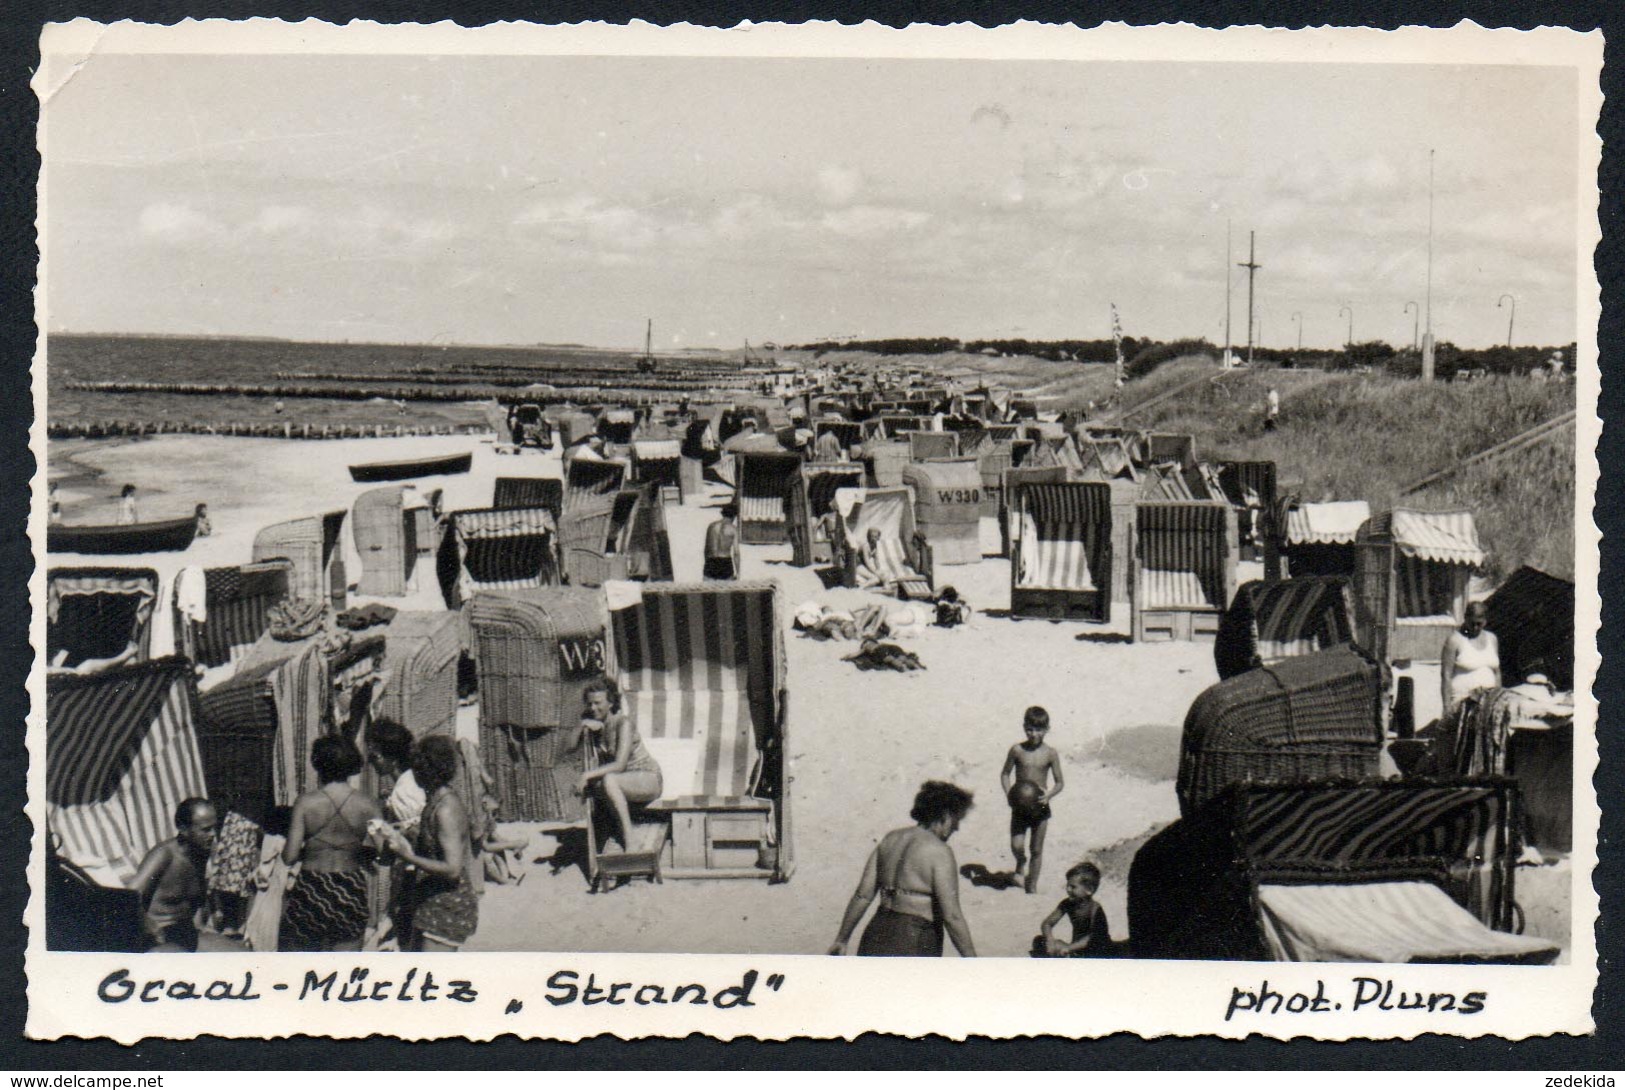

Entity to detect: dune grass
[1096,359,1577,581]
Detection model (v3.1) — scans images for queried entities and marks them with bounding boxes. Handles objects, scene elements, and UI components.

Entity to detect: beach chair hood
[47,567,160,668]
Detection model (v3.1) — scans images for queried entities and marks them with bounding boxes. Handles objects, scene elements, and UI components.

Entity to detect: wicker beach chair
[562,457,627,513]
[373,610,463,739]
[607,581,792,881]
[352,486,419,598]
[732,450,802,544]
[1129,779,1553,964]
[436,506,561,609]
[177,560,293,668]
[465,587,606,824]
[47,657,208,889]
[631,439,684,504]
[252,510,348,603]
[908,431,959,461]
[1213,577,1361,681]
[1215,460,1281,574]
[1178,644,1384,818]
[1131,500,1238,643]
[493,476,563,523]
[1356,508,1485,664]
[46,566,160,669]
[786,462,865,567]
[1009,481,1112,622]
[902,458,984,567]
[830,486,935,599]
[1484,567,1574,691]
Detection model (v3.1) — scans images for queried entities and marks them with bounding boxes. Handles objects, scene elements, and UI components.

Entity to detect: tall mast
[1423,149,1435,382]
[1238,231,1262,366]
[645,318,652,359]
[1224,218,1233,367]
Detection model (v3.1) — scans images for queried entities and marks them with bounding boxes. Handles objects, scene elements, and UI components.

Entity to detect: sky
[42,52,1582,350]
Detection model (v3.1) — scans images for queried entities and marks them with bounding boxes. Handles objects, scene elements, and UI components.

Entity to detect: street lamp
[1291,311,1303,351]
[1404,301,1419,352]
[1497,293,1516,348]
[1339,303,1354,349]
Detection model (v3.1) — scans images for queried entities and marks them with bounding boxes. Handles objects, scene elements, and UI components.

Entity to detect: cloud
[815,165,863,207]
[819,204,931,237]
[137,202,223,243]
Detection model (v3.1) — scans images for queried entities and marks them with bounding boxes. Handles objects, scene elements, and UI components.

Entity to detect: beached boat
[348,451,473,483]
[48,516,199,555]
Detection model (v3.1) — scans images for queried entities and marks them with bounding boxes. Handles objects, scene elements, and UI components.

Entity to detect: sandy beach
[46,429,1562,961]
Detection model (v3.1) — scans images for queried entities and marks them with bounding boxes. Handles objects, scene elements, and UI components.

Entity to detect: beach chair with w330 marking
[606,582,793,881]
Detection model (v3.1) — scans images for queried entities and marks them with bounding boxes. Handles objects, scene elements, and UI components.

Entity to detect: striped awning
[1258,881,1557,963]
[1285,501,1371,546]
[452,506,556,539]
[1384,509,1485,566]
[47,568,158,623]
[632,439,681,461]
[47,658,207,887]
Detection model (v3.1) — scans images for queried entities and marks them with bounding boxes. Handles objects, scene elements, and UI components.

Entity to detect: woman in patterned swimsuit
[576,677,663,852]
[381,735,479,951]
[280,736,381,952]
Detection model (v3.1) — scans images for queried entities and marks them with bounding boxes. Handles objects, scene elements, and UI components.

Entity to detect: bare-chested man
[828,781,977,957]
[129,798,217,952]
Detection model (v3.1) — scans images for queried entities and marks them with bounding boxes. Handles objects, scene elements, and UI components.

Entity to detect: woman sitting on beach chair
[575,677,663,853]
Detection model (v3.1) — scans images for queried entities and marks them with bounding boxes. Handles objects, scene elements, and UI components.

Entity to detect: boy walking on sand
[1031,861,1113,957]
[1001,706,1064,893]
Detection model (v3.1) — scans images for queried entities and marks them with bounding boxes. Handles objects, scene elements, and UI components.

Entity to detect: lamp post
[1291,311,1303,351]
[1339,303,1353,349]
[1497,293,1516,348]
[1404,301,1419,352]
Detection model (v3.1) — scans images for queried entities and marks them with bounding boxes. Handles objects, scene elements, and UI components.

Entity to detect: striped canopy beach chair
[1131,500,1238,643]
[1484,567,1574,691]
[830,486,935,600]
[563,457,628,513]
[1356,508,1485,664]
[1215,461,1281,574]
[47,657,208,889]
[733,450,803,544]
[373,609,463,740]
[786,462,865,567]
[631,439,684,504]
[908,430,959,461]
[47,566,160,669]
[903,458,984,567]
[252,510,348,604]
[1213,576,1360,681]
[559,487,666,588]
[493,476,563,523]
[1281,500,1370,578]
[608,581,792,881]
[436,506,561,609]
[1009,481,1112,622]
[175,559,293,669]
[1129,779,1555,964]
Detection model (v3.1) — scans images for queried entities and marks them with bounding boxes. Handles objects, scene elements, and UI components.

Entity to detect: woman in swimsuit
[1441,600,1501,712]
[829,780,978,958]
[279,736,381,952]
[576,677,663,852]
[380,734,480,951]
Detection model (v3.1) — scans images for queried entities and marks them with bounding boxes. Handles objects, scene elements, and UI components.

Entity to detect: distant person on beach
[118,483,139,525]
[130,798,218,952]
[48,481,62,524]
[1031,861,1113,958]
[814,428,845,463]
[829,780,977,958]
[1001,705,1065,894]
[1263,387,1280,432]
[194,503,212,537]
[703,503,739,580]
[1441,601,1500,713]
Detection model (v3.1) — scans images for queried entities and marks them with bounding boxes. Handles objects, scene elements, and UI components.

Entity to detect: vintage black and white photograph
[27,20,1602,1041]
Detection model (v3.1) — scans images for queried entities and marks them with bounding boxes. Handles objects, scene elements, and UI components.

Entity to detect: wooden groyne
[65,378,772,404]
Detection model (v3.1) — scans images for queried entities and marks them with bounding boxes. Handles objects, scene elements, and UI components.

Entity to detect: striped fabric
[1247,578,1356,662]
[191,562,291,668]
[564,459,627,510]
[1485,567,1575,690]
[1381,509,1485,566]
[1137,502,1230,609]
[47,658,207,888]
[47,568,159,666]
[806,466,864,519]
[1257,882,1557,963]
[736,452,801,529]
[269,643,330,806]
[1396,553,1462,620]
[632,439,681,461]
[609,584,781,808]
[1285,502,1371,546]
[451,507,559,595]
[1015,483,1109,591]
[493,477,563,520]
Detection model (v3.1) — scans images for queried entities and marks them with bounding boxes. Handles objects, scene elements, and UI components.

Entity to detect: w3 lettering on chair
[558,637,606,677]
[936,489,979,505]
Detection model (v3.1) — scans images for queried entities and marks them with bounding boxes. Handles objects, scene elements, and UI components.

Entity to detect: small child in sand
[1001,705,1064,893]
[1031,861,1113,958]
[478,795,530,886]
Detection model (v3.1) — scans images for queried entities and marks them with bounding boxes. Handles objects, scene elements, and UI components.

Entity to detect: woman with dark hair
[366,719,424,827]
[829,780,977,958]
[379,735,478,951]
[117,483,138,526]
[279,735,381,952]
[576,676,663,851]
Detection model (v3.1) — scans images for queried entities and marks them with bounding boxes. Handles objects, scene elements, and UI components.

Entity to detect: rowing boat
[48,516,199,555]
[348,451,473,483]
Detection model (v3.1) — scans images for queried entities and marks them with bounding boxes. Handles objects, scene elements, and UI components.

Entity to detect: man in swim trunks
[130,798,218,951]
[828,780,977,958]
[703,503,739,581]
